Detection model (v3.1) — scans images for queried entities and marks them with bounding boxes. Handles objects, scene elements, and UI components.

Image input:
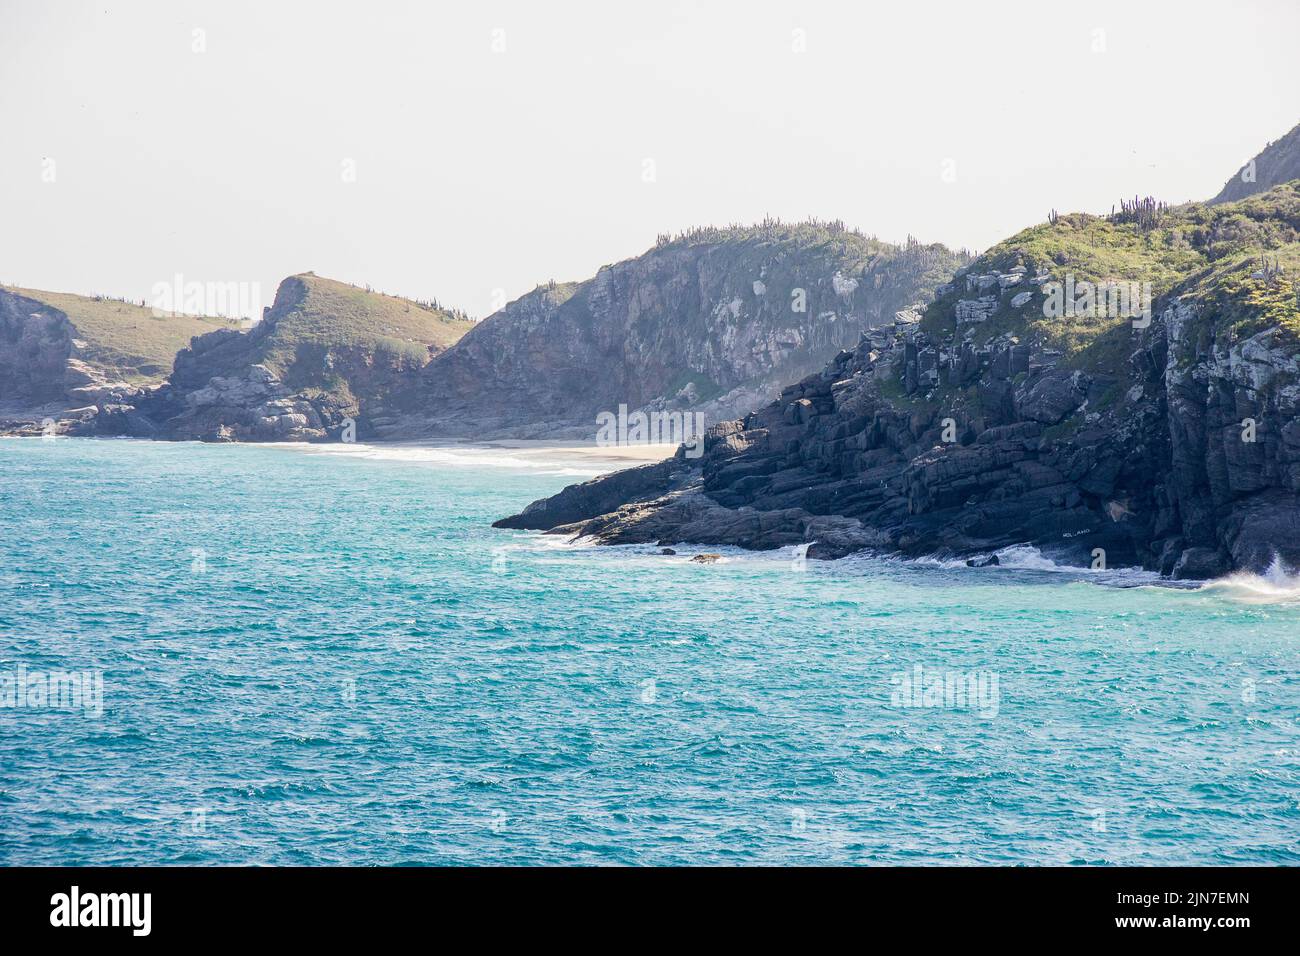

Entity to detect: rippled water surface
[2,438,1298,865]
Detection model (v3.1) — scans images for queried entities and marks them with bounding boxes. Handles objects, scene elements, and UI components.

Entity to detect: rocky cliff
[497,184,1300,579]
[73,274,475,441]
[1212,121,1300,205]
[393,221,969,440]
[0,286,237,433]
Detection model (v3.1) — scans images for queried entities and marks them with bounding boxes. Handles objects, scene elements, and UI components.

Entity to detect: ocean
[1,437,1297,865]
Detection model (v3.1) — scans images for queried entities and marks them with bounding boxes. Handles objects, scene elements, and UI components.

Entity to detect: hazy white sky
[2,0,1297,319]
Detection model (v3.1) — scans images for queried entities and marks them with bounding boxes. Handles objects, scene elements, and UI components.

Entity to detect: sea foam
[1201,554,1300,606]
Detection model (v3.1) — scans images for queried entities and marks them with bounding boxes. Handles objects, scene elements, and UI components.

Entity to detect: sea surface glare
[1,438,1297,864]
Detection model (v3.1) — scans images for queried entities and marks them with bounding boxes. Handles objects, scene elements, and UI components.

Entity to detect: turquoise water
[1,437,1298,865]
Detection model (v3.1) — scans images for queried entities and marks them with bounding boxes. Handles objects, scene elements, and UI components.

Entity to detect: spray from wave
[1200,553,1300,605]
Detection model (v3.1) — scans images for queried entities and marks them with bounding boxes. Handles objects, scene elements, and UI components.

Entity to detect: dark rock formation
[498,187,1300,579]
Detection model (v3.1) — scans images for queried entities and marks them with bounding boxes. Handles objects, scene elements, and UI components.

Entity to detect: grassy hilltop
[920,183,1300,370]
[1,285,239,385]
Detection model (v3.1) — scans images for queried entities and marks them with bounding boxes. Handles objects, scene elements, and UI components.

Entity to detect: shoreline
[258,437,677,475]
[5,434,1297,599]
[0,431,676,467]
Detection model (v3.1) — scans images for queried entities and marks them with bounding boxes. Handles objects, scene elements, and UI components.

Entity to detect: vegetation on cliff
[500,184,1300,578]
[0,285,238,385]
[920,183,1300,371]
[105,273,478,442]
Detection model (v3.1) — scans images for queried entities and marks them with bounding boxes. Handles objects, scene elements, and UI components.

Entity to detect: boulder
[1018,370,1088,425]
[1172,547,1228,580]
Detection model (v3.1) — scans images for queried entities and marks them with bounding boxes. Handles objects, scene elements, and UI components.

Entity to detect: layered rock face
[1162,302,1300,574]
[498,189,1300,578]
[497,313,1171,567]
[6,228,964,443]
[398,223,968,440]
[133,342,334,442]
[0,289,75,407]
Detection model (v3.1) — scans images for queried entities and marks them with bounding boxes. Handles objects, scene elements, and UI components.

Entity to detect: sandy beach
[269,438,677,476]
[472,440,678,468]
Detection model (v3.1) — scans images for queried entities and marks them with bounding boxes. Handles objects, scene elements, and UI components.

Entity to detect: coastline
[261,438,678,475]
[0,431,676,469]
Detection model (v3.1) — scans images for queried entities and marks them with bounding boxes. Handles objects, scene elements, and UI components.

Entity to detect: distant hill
[0,285,238,412]
[1211,121,1300,204]
[240,273,473,374]
[129,273,475,441]
[395,220,971,439]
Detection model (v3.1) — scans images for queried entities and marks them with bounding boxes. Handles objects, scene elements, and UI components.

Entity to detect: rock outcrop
[0,286,237,432]
[498,185,1300,578]
[77,274,475,442]
[396,221,969,440]
[0,290,74,406]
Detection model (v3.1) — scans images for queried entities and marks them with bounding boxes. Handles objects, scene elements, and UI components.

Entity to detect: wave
[503,532,1298,603]
[897,544,1162,584]
[559,539,1166,584]
[1200,554,1300,606]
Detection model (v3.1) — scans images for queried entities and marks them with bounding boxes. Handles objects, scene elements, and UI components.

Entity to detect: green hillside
[921,182,1300,368]
[255,273,475,375]
[2,285,240,383]
[141,273,479,440]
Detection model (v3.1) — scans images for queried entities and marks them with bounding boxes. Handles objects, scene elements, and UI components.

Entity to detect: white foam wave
[892,543,1162,585]
[1200,554,1300,606]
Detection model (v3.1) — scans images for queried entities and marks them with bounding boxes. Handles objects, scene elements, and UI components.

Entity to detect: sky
[1,0,1298,320]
